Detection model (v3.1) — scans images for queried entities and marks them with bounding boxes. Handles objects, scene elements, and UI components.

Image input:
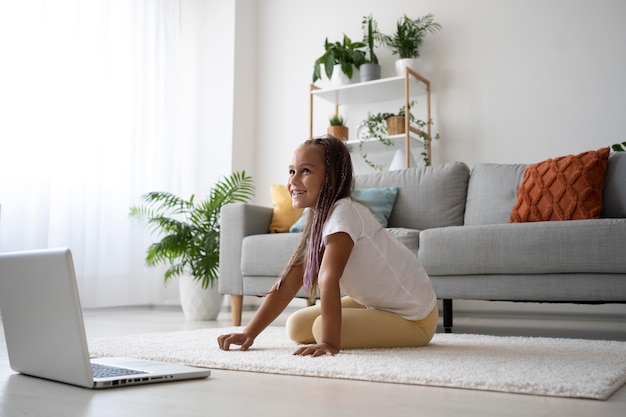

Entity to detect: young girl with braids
[217,136,438,357]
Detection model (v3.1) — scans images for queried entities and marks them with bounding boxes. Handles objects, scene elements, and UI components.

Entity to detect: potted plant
[358,101,440,170]
[312,34,366,86]
[328,113,349,141]
[382,13,441,75]
[360,14,383,82]
[129,171,254,320]
[611,141,626,152]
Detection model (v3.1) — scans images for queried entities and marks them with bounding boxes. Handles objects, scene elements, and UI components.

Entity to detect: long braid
[302,136,353,295]
[275,135,353,302]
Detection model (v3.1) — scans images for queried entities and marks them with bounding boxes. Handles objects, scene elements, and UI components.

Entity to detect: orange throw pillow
[510,147,610,222]
[268,185,303,233]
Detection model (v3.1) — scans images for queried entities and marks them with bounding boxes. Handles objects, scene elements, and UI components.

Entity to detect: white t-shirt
[322,197,437,320]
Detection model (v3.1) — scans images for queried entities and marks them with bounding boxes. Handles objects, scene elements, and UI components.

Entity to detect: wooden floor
[1,302,625,417]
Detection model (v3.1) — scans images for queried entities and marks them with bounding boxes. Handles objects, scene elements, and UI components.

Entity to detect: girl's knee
[286,308,317,344]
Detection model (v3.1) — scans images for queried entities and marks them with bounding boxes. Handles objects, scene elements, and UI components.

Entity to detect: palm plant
[129,171,254,289]
[382,14,441,59]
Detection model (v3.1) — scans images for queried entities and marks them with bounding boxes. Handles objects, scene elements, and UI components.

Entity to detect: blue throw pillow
[289,208,309,233]
[289,187,399,232]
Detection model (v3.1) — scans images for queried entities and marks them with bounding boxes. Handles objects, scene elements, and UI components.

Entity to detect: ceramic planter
[360,63,382,82]
[178,275,223,320]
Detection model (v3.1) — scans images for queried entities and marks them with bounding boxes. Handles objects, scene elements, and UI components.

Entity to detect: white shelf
[346,134,424,153]
[311,75,427,106]
[308,68,432,169]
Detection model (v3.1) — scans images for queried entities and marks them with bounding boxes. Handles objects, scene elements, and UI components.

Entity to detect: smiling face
[288,144,326,209]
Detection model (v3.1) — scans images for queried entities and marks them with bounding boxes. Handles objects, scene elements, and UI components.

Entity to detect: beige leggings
[286,296,438,349]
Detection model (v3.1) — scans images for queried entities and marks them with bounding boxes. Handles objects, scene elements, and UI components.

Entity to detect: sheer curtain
[0,0,185,307]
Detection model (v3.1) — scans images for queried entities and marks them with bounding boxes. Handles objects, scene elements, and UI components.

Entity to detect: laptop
[0,247,211,389]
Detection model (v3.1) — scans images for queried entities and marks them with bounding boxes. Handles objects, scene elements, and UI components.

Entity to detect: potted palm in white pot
[382,13,441,75]
[129,171,254,320]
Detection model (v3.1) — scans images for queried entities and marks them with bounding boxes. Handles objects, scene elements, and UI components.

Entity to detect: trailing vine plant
[358,101,440,170]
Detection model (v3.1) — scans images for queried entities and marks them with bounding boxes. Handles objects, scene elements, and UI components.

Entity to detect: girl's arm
[217,263,304,351]
[293,231,353,357]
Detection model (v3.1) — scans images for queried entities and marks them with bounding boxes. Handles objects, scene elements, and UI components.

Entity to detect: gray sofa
[219,152,626,330]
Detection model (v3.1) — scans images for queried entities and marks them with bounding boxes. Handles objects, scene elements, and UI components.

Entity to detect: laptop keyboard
[91,362,147,378]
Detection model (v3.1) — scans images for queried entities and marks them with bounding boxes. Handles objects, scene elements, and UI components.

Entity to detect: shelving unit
[309,67,432,168]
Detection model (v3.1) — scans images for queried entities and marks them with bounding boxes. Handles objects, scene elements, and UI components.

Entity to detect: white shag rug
[88,326,626,400]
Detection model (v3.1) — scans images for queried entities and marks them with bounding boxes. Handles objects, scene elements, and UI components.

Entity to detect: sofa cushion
[268,184,303,233]
[510,147,610,222]
[290,187,399,232]
[352,187,398,227]
[387,228,420,256]
[464,163,528,225]
[419,218,626,276]
[355,162,470,230]
[601,151,626,218]
[242,233,300,276]
[241,227,421,277]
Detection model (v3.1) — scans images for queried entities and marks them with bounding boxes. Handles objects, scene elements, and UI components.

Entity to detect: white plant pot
[330,64,359,86]
[394,58,420,76]
[178,275,223,321]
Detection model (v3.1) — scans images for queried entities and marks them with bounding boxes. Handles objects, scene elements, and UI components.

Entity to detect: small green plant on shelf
[611,141,626,152]
[358,101,440,171]
[329,113,345,126]
[328,113,349,141]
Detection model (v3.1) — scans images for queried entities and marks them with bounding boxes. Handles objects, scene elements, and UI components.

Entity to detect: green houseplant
[382,13,441,75]
[328,113,348,141]
[358,102,439,170]
[129,172,255,319]
[312,34,366,84]
[360,14,383,82]
[383,13,441,58]
[129,171,254,319]
[611,141,626,152]
[129,171,254,290]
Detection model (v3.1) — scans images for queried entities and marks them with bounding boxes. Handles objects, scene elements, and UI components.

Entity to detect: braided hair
[278,135,354,302]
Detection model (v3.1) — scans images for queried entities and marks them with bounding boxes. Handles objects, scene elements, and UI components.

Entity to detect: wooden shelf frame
[308,67,432,168]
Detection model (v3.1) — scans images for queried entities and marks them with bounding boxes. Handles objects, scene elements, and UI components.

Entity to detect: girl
[217,136,438,357]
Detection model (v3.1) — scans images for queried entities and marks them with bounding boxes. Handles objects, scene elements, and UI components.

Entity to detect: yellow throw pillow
[269,185,303,233]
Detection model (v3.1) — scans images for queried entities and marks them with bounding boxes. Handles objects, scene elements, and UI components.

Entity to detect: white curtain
[0,0,185,307]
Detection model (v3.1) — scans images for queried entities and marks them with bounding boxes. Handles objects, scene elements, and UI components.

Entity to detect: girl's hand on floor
[217,333,255,351]
[292,343,339,357]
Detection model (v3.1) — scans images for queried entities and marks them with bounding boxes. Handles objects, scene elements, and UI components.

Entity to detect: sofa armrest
[218,203,274,295]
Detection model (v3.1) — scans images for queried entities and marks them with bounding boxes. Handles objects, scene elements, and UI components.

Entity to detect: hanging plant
[358,101,440,170]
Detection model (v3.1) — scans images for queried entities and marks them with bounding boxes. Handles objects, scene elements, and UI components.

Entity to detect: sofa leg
[230,295,243,326]
[443,299,453,333]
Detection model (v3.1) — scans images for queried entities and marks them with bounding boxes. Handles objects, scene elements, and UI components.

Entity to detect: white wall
[179,0,237,198]
[247,0,626,206]
[222,0,626,315]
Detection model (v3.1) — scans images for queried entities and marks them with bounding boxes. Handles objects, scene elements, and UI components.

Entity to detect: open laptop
[0,247,211,389]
